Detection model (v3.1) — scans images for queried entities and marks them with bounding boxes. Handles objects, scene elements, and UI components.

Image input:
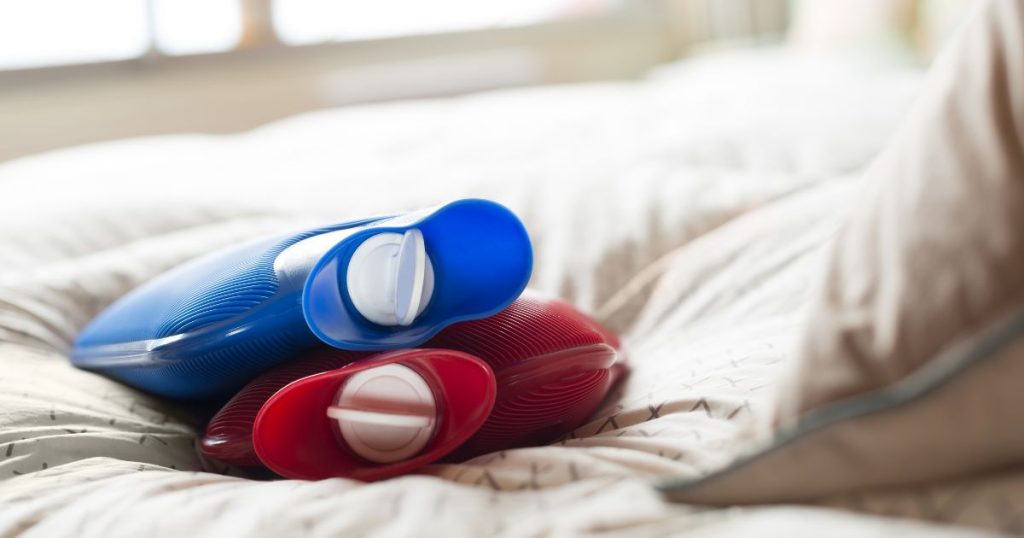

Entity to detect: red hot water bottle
[200,291,627,479]
[430,291,628,460]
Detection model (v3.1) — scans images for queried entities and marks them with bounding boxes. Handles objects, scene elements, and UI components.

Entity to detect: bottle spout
[327,363,438,463]
[346,229,434,327]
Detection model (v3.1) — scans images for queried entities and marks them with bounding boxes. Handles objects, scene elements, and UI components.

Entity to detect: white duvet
[1,48,993,537]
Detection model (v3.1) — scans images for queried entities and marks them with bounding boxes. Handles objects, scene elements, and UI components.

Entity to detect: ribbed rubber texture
[426,295,609,370]
[114,328,313,400]
[156,249,277,338]
[431,293,627,458]
[158,227,336,338]
[202,348,369,466]
[451,369,611,459]
[73,222,379,399]
[76,225,343,349]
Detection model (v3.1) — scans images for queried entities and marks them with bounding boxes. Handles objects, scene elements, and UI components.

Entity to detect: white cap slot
[329,363,438,463]
[346,230,434,326]
[326,407,433,428]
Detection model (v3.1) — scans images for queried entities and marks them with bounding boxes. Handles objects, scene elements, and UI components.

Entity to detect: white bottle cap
[327,363,438,463]
[346,230,434,326]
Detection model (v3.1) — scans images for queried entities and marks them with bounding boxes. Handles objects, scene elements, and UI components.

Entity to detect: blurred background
[0,0,971,163]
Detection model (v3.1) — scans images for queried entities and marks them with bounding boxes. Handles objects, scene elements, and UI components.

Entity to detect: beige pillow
[663,0,1024,515]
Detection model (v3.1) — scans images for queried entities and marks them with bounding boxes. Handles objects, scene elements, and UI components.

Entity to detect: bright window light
[0,0,618,71]
[0,0,149,70]
[152,0,242,56]
[272,0,614,45]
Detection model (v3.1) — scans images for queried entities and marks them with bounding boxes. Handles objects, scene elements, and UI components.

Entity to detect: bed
[1,42,1009,536]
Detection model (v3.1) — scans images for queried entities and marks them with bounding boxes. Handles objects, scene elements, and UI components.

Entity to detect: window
[152,0,243,56]
[0,0,619,71]
[0,0,149,70]
[272,0,616,45]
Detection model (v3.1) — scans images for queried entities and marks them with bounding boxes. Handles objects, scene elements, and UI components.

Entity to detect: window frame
[0,0,639,87]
